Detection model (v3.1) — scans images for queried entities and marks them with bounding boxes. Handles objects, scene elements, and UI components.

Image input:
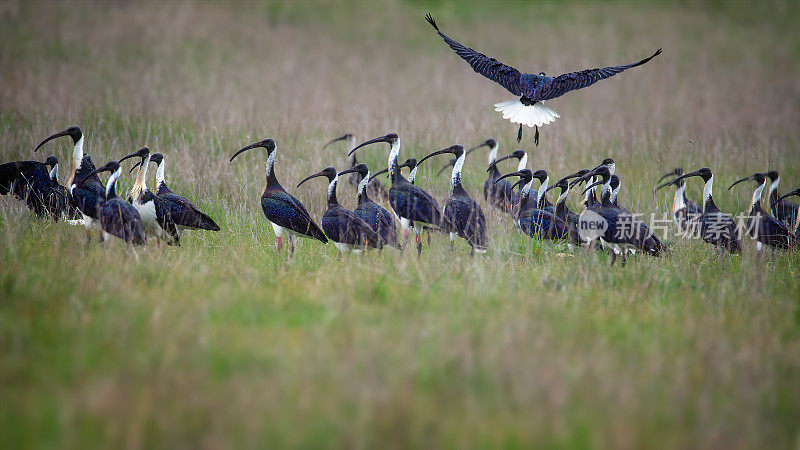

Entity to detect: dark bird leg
[426,231,431,245]
[517,124,523,143]
[534,126,539,146]
[277,236,283,253]
[289,235,295,255]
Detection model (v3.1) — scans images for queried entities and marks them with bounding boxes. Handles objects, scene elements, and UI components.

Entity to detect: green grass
[1,1,800,448]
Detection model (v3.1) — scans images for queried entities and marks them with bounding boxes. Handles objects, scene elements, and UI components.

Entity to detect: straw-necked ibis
[765,170,798,228]
[728,172,796,251]
[35,126,105,243]
[349,133,441,256]
[374,157,422,246]
[74,161,146,246]
[655,167,702,236]
[1,155,70,220]
[130,153,220,233]
[666,167,741,254]
[119,147,180,246]
[337,163,399,249]
[297,167,380,257]
[495,169,579,244]
[323,133,388,202]
[425,14,661,144]
[774,189,799,239]
[417,145,488,254]
[230,138,327,255]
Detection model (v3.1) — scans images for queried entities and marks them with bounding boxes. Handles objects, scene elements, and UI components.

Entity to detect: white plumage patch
[494,99,561,127]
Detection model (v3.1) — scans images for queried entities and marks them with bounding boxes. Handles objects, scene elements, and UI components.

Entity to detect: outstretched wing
[534,49,662,101]
[426,14,524,97]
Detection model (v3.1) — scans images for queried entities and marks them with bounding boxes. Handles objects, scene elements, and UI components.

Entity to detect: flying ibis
[230,138,327,255]
[425,14,661,144]
[130,153,220,233]
[655,167,702,236]
[337,163,399,249]
[348,133,441,257]
[74,161,146,247]
[119,147,180,246]
[665,167,741,254]
[728,172,796,251]
[494,168,579,244]
[34,126,105,243]
[765,170,798,228]
[297,167,381,257]
[323,133,388,202]
[416,145,488,254]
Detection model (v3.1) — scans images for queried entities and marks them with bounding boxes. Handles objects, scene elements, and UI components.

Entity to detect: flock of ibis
[1,15,798,262]
[2,126,797,263]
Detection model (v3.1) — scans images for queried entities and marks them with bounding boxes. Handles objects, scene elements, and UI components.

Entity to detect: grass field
[2,1,799,448]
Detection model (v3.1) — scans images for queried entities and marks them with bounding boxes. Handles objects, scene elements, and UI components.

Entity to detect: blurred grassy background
[1,1,799,448]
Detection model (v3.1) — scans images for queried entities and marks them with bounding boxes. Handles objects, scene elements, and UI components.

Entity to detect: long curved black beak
[119,147,149,164]
[348,136,391,157]
[465,141,491,157]
[667,169,703,187]
[570,169,600,188]
[337,167,360,177]
[436,162,454,176]
[495,170,526,184]
[582,179,605,196]
[34,129,71,152]
[129,161,142,173]
[323,134,350,150]
[485,153,516,172]
[654,179,676,192]
[417,146,458,167]
[728,174,758,191]
[776,188,799,203]
[230,143,262,163]
[657,168,682,184]
[76,164,111,189]
[297,171,326,188]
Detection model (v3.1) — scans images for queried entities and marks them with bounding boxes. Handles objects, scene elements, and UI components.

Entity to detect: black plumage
[417,145,488,253]
[765,170,798,228]
[323,134,389,203]
[230,138,327,255]
[544,170,589,229]
[338,163,399,249]
[655,167,702,236]
[297,167,380,256]
[774,189,799,240]
[0,156,64,219]
[77,161,146,246]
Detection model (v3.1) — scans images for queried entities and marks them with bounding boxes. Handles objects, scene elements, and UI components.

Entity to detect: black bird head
[667,167,713,186]
[297,167,338,187]
[348,133,398,156]
[78,161,121,189]
[495,169,532,191]
[728,172,766,191]
[230,138,276,162]
[119,146,150,164]
[570,166,611,188]
[322,133,354,150]
[35,126,82,151]
[338,163,369,178]
[44,155,59,169]
[150,153,164,165]
[373,157,416,178]
[417,145,464,167]
[765,170,780,183]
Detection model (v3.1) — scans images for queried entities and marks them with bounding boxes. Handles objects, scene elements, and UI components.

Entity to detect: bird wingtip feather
[425,13,438,31]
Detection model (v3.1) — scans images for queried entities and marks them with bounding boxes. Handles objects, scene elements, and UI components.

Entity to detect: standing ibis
[1,155,68,220]
[297,167,381,257]
[765,170,798,228]
[74,161,146,246]
[578,169,666,264]
[119,147,180,246]
[230,138,327,255]
[655,167,702,236]
[728,172,796,251]
[348,133,441,257]
[374,157,421,246]
[337,163,399,249]
[323,133,388,202]
[666,167,741,254]
[416,145,488,254]
[425,14,661,144]
[130,153,220,233]
[495,169,579,244]
[34,126,105,243]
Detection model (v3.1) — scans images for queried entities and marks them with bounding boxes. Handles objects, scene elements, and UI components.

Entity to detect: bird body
[339,164,399,249]
[729,173,795,250]
[656,168,702,237]
[121,148,180,246]
[766,171,798,228]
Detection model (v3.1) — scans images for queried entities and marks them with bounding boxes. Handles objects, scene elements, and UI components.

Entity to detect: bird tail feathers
[494,99,560,128]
